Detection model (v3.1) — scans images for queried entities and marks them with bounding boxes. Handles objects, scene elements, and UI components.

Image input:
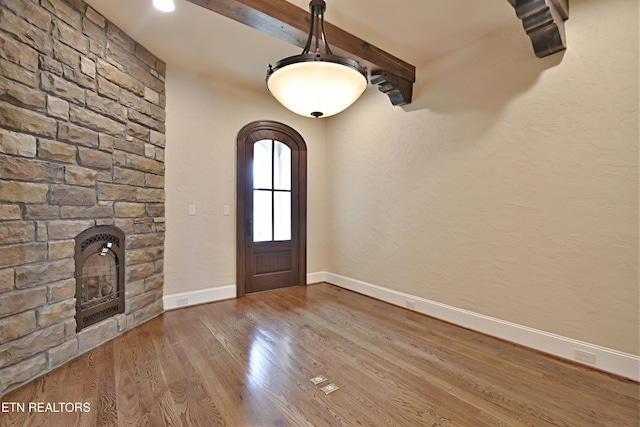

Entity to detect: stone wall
[0,0,166,395]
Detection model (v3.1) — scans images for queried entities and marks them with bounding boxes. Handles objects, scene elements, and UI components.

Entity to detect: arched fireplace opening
[74,226,126,332]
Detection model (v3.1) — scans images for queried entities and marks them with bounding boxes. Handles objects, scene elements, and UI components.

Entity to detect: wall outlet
[176,297,189,307]
[405,300,416,309]
[575,348,596,364]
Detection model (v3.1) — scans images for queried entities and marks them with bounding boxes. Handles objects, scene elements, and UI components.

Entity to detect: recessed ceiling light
[153,0,175,12]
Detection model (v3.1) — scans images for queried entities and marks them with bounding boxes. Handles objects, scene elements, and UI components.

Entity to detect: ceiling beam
[509,0,569,58]
[185,0,416,106]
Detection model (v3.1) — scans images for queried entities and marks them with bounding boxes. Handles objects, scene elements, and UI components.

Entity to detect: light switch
[223,205,230,216]
[188,205,196,216]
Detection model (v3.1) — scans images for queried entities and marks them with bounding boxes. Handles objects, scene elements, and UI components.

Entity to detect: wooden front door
[236,121,307,296]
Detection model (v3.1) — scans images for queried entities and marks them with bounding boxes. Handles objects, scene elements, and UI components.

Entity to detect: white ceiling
[83,0,518,91]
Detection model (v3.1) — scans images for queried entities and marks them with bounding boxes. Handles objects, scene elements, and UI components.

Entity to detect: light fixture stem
[302,7,315,53]
[319,7,332,54]
[314,10,321,52]
[302,0,332,55]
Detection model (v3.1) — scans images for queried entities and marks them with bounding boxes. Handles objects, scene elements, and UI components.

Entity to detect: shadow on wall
[404,23,564,114]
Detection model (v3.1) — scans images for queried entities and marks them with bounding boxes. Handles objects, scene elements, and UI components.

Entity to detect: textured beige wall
[164,66,328,296]
[325,0,639,355]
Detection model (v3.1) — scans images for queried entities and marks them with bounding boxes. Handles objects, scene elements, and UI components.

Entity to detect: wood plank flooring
[2,283,638,426]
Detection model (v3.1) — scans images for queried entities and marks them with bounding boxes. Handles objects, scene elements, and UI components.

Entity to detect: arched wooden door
[236,121,307,296]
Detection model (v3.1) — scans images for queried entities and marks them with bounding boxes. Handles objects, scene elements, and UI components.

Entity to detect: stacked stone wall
[0,0,166,395]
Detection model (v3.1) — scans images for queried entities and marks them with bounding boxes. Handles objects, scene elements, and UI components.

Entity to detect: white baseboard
[163,272,325,310]
[306,272,326,284]
[163,285,236,310]
[318,272,639,382]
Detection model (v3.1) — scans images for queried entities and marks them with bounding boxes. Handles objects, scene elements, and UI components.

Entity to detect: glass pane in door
[253,139,272,189]
[274,191,291,241]
[274,141,291,191]
[252,139,292,243]
[253,190,272,242]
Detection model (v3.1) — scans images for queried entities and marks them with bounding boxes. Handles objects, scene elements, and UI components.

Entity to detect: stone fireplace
[0,0,165,396]
[74,226,125,332]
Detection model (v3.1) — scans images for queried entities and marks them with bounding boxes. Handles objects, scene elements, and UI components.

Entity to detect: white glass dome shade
[266,53,367,118]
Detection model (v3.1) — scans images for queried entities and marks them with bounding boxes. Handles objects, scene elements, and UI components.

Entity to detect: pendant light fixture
[266,0,368,118]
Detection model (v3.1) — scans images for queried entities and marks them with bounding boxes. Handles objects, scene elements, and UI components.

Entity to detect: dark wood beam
[185,0,415,106]
[509,0,569,58]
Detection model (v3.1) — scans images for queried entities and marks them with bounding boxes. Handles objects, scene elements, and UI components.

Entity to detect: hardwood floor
[2,283,638,426]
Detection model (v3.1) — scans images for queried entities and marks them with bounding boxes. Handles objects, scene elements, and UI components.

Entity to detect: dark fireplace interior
[74,226,126,332]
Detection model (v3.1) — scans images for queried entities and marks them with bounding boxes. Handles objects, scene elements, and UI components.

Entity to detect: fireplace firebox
[74,226,125,332]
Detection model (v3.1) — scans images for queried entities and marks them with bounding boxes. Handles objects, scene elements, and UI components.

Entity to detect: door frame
[236,120,307,297]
